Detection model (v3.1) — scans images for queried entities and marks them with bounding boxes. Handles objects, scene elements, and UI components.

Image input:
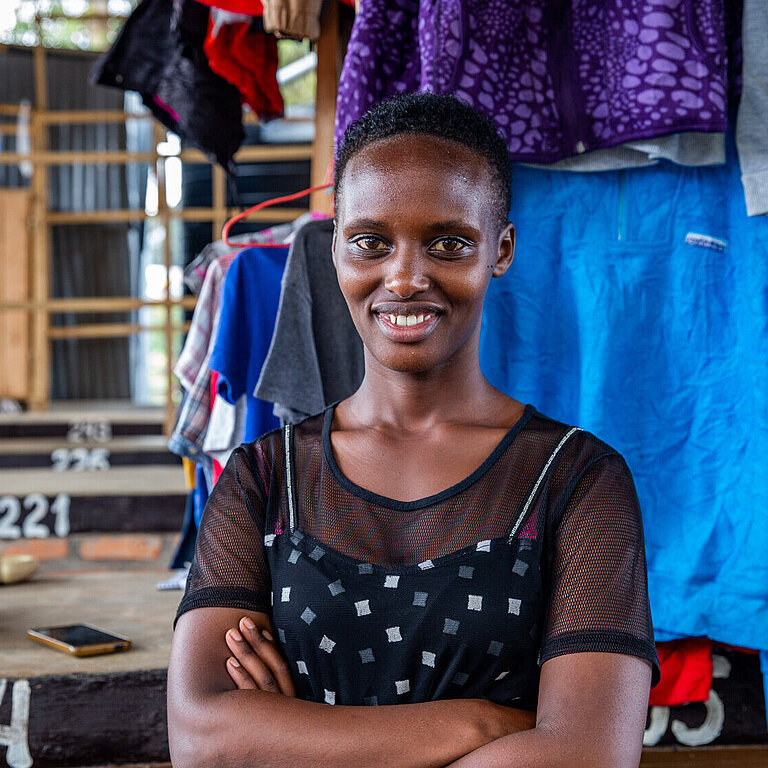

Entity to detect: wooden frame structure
[0,16,337,429]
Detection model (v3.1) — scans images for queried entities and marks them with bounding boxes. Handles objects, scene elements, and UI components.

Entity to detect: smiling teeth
[387,313,432,327]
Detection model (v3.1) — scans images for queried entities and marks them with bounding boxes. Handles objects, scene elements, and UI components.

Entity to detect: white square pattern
[395,679,410,695]
[508,598,521,615]
[384,575,400,588]
[297,660,308,675]
[386,626,403,642]
[324,689,336,705]
[355,599,371,616]
[319,635,336,653]
[281,587,291,602]
[422,651,436,668]
[467,594,483,611]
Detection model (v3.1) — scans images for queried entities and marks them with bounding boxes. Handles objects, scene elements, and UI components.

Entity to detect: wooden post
[212,165,227,243]
[310,0,341,215]
[28,43,50,411]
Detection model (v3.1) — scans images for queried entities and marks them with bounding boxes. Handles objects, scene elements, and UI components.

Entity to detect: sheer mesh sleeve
[540,453,660,685]
[175,444,272,625]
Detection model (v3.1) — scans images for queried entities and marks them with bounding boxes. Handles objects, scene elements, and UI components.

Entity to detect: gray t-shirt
[254,219,364,423]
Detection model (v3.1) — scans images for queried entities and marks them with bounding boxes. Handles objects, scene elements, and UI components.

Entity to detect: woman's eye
[432,238,467,253]
[354,236,387,251]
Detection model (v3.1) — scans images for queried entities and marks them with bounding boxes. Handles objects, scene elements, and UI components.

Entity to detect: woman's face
[333,133,514,375]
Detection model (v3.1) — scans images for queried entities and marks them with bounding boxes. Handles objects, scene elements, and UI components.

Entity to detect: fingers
[226,628,283,693]
[225,655,257,689]
[239,617,297,697]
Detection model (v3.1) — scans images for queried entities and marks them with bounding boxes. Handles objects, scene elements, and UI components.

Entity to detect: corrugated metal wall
[0,46,144,400]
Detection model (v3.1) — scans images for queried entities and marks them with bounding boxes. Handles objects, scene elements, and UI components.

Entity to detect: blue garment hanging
[480,129,768,660]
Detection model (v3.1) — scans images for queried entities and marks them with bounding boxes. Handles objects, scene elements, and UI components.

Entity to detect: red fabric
[204,19,283,118]
[210,371,224,485]
[649,638,713,707]
[196,0,263,14]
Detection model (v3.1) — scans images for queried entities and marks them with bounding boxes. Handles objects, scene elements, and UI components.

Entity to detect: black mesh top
[177,405,660,709]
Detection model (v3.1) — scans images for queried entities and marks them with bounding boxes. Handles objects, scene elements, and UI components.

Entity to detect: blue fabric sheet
[209,246,287,443]
[479,131,768,660]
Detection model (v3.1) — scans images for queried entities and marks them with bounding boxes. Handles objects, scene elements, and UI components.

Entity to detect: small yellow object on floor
[0,553,38,584]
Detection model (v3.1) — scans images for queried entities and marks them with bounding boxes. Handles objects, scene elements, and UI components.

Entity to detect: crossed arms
[167,607,651,768]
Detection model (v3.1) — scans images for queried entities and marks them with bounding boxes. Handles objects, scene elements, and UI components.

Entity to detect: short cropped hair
[334,92,512,232]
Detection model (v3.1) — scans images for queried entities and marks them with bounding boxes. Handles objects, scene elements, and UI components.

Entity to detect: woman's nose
[382,249,431,298]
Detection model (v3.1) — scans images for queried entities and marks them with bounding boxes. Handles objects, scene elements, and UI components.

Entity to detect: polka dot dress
[177,407,660,708]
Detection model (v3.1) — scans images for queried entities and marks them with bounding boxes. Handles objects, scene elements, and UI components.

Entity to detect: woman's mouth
[375,311,440,340]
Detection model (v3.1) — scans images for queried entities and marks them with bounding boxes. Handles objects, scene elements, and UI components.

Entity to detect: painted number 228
[0,494,71,539]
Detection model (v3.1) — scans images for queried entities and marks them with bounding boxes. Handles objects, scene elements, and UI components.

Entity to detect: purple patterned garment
[335,0,728,163]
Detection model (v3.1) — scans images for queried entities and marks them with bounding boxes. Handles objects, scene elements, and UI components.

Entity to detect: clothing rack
[0,3,347,431]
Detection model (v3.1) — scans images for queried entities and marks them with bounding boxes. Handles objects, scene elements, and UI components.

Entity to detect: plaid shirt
[169,253,237,460]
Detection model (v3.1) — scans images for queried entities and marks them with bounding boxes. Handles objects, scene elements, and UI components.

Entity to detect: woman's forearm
[169,691,534,768]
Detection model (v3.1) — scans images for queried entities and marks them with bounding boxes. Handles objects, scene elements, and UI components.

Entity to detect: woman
[168,92,659,768]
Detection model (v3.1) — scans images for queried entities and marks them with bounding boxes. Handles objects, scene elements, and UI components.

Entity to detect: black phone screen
[34,624,125,646]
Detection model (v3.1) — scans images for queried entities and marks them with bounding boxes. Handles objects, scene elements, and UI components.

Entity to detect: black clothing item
[176,405,660,709]
[90,0,244,170]
[254,219,365,423]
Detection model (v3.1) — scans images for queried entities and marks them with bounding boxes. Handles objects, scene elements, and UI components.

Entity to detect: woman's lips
[375,311,440,341]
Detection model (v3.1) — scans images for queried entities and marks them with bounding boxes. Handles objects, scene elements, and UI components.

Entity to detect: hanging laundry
[184,214,322,294]
[478,124,768,656]
[254,219,364,423]
[650,639,713,707]
[262,0,323,41]
[169,252,239,463]
[91,0,245,170]
[209,246,288,442]
[204,10,283,117]
[336,0,730,165]
[736,0,768,215]
[195,0,263,13]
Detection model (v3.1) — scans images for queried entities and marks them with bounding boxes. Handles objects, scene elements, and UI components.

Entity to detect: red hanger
[222,183,333,247]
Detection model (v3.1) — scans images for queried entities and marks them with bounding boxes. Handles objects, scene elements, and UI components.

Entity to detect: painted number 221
[0,494,71,539]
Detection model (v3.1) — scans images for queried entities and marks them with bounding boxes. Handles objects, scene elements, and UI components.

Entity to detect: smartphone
[27,623,131,657]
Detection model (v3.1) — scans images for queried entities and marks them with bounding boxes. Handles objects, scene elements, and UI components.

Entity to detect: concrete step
[0,404,165,440]
[1,569,178,766]
[0,435,180,470]
[2,572,767,766]
[0,467,186,534]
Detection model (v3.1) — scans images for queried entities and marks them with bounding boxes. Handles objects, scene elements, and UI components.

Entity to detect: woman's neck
[341,348,505,433]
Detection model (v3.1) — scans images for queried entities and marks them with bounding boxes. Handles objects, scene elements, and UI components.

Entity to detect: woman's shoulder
[238,410,327,465]
[520,406,630,477]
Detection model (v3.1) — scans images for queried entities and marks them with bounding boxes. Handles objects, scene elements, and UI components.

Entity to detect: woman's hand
[224,616,296,696]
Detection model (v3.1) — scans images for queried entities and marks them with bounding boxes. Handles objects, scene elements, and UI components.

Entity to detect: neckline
[322,403,536,511]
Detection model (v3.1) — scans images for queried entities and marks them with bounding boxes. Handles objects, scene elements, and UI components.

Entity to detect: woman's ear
[492,222,515,277]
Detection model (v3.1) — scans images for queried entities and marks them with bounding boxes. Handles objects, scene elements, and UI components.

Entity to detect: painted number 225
[0,494,71,539]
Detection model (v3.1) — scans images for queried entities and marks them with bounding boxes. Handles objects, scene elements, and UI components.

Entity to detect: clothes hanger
[221,183,333,248]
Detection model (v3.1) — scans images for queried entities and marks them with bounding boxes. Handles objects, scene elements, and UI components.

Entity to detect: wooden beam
[28,43,49,411]
[0,145,311,165]
[0,296,197,313]
[641,746,768,766]
[310,0,340,214]
[48,322,190,340]
[180,144,313,163]
[43,207,305,224]
[40,109,153,124]
[212,164,227,242]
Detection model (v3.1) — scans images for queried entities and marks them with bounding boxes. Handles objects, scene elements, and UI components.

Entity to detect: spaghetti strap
[507,426,583,543]
[283,423,297,534]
